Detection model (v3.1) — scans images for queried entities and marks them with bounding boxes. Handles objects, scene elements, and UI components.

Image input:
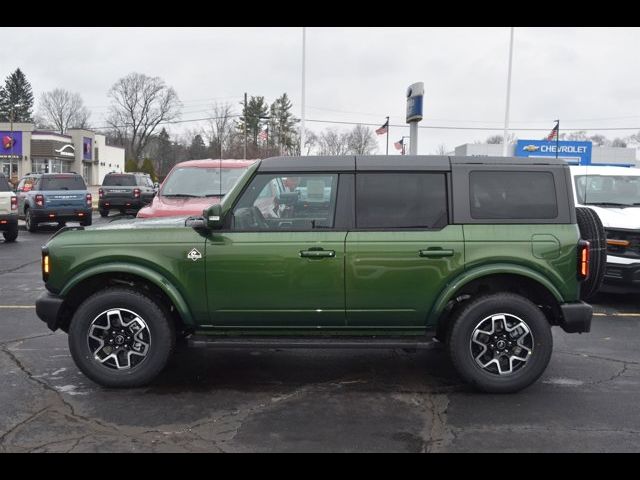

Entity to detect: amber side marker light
[607,239,630,247]
[42,247,50,282]
[578,240,590,280]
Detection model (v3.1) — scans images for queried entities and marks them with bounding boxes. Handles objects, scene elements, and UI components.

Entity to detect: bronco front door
[205,172,347,328]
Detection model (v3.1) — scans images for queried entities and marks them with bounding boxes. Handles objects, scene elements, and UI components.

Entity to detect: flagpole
[502,27,515,157]
[556,120,560,158]
[300,27,306,156]
[385,116,389,155]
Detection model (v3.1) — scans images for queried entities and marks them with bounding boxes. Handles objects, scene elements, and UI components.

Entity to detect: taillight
[10,196,17,211]
[35,194,44,207]
[86,193,92,207]
[133,188,141,198]
[578,240,590,280]
[98,188,104,198]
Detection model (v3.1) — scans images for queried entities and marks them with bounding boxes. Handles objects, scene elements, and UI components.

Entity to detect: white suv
[570,165,640,293]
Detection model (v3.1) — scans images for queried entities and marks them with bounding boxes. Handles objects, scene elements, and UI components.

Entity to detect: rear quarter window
[469,171,558,219]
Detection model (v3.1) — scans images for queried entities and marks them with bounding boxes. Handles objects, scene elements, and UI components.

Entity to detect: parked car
[570,165,640,293]
[36,155,601,393]
[0,173,18,242]
[16,172,92,232]
[137,159,256,219]
[99,172,157,217]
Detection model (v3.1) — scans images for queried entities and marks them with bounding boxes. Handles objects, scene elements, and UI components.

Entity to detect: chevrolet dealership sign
[515,140,592,165]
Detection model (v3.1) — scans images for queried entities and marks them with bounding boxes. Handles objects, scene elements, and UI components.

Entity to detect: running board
[188,335,438,350]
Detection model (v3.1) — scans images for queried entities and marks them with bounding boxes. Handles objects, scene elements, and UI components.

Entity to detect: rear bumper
[0,214,18,231]
[35,290,65,332]
[31,208,92,222]
[559,301,593,333]
[99,198,147,210]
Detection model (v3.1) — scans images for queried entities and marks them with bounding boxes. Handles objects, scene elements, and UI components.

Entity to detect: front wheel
[447,293,552,393]
[68,288,175,388]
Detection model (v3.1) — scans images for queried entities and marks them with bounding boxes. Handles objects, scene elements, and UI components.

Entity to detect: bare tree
[486,135,503,144]
[204,102,235,158]
[106,72,181,166]
[36,88,91,134]
[435,143,448,155]
[317,128,351,156]
[611,137,627,148]
[347,124,378,155]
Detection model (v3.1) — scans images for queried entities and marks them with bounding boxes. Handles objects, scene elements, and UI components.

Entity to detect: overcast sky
[3,27,640,155]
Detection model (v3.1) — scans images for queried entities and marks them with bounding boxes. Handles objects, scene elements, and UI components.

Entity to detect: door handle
[300,249,336,258]
[419,248,454,258]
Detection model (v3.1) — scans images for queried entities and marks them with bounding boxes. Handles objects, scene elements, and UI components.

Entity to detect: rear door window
[469,171,558,219]
[40,175,87,191]
[355,173,448,229]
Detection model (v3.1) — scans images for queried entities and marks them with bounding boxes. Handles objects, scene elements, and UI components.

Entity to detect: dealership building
[0,122,125,186]
[454,140,637,167]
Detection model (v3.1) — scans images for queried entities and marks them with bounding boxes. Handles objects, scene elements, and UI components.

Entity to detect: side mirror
[204,203,224,229]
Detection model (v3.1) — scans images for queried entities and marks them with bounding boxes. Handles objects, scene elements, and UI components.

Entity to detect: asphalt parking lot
[1,214,639,452]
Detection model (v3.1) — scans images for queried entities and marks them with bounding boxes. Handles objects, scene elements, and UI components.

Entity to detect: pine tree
[188,134,208,159]
[0,68,35,122]
[270,93,299,155]
[236,96,269,148]
[156,128,173,176]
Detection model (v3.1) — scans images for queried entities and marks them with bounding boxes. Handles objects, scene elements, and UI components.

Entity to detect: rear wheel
[81,215,92,226]
[447,293,552,393]
[576,206,606,300]
[68,288,175,388]
[3,225,18,242]
[25,208,37,232]
[99,209,109,217]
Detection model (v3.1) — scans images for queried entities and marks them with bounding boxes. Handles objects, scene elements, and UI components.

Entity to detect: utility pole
[243,92,248,160]
[301,27,306,156]
[502,27,515,157]
[385,116,389,155]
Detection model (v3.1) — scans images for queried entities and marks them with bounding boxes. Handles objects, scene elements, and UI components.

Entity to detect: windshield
[161,166,248,197]
[575,174,640,206]
[40,175,86,191]
[103,174,136,186]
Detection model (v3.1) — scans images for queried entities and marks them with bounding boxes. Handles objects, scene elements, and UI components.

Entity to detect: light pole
[502,27,515,157]
[9,103,22,182]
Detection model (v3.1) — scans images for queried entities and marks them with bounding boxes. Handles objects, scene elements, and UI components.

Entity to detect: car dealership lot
[0,215,639,452]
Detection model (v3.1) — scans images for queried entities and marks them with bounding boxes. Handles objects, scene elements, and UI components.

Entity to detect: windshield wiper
[204,193,225,197]
[162,194,200,198]
[584,202,633,207]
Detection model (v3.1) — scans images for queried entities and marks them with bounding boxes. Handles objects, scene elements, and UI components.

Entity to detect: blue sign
[516,140,592,165]
[406,96,423,123]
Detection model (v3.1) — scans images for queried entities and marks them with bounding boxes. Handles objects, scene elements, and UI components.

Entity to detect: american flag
[394,138,403,151]
[375,119,389,135]
[546,123,559,141]
[258,128,268,141]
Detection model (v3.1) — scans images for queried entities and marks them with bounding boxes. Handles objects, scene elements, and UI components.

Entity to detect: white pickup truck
[570,165,640,293]
[0,173,18,242]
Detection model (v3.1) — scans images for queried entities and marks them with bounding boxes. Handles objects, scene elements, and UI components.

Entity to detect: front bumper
[559,301,593,333]
[0,214,18,231]
[601,261,640,292]
[35,291,65,331]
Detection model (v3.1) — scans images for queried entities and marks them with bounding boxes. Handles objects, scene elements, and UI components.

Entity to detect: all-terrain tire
[25,208,37,232]
[68,287,175,388]
[447,293,553,393]
[576,206,607,300]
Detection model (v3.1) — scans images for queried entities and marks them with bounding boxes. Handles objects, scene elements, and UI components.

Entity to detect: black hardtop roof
[257,155,568,172]
[105,172,149,176]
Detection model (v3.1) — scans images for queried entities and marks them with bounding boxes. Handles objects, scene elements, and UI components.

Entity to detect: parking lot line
[593,312,640,317]
[0,305,35,309]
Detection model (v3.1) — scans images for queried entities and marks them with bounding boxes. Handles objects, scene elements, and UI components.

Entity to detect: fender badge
[187,248,202,261]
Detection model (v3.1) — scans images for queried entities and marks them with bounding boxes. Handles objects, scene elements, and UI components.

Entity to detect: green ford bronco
[36,156,600,393]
